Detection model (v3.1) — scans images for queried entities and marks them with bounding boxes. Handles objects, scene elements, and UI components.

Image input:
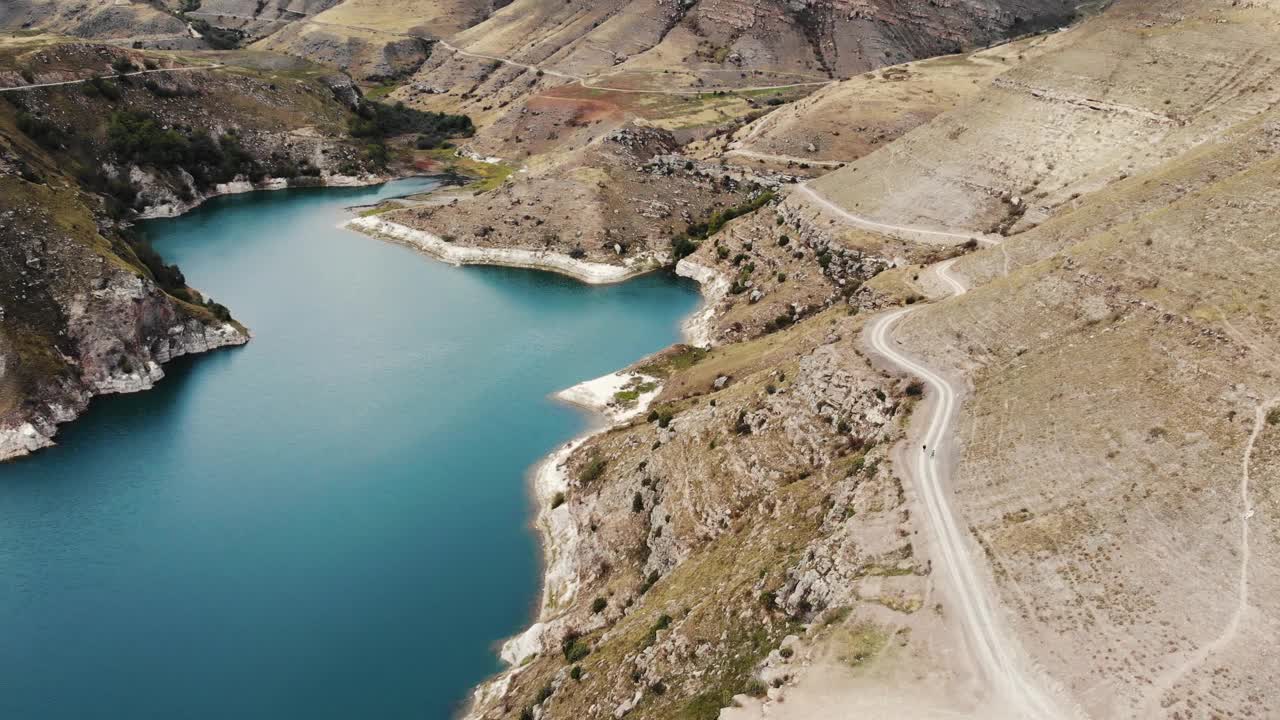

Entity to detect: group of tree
[347,100,474,164]
[106,110,261,189]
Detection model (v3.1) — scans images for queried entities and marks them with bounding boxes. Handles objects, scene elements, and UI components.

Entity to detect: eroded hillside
[0,38,412,458]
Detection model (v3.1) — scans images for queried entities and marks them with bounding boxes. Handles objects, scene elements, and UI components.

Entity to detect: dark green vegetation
[107,111,280,190]
[188,19,243,50]
[671,191,776,261]
[348,100,474,166]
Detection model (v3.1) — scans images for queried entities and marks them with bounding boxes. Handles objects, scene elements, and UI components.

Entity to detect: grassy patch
[834,621,888,667]
[363,81,403,101]
[639,345,708,379]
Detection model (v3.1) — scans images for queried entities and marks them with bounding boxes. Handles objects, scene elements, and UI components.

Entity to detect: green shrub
[579,456,607,484]
[15,112,65,148]
[189,20,242,50]
[591,597,607,613]
[348,100,473,140]
[550,491,566,509]
[82,76,122,101]
[535,682,553,704]
[562,632,590,663]
[128,237,185,291]
[646,406,675,428]
[640,569,660,594]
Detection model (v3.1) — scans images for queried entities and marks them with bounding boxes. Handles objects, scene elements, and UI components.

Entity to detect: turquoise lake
[0,178,701,718]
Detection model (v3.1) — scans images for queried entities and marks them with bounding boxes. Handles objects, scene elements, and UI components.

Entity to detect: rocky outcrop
[0,269,249,462]
[674,258,729,347]
[136,172,387,219]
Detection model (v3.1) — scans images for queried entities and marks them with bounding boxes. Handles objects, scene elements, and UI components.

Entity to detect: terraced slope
[806,0,1280,240]
[773,0,1280,716]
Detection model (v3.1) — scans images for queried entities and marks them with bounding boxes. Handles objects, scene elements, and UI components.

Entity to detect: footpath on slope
[0,64,223,93]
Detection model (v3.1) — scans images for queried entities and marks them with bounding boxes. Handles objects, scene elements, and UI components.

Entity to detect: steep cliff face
[0,169,248,461]
[0,42,393,460]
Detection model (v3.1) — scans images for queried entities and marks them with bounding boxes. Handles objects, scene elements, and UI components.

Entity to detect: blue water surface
[0,178,700,719]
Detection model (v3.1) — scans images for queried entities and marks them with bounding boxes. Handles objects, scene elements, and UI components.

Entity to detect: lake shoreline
[346,216,664,286]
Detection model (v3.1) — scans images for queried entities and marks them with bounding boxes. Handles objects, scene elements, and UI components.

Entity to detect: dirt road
[795,183,999,246]
[0,64,221,93]
[865,258,1072,719]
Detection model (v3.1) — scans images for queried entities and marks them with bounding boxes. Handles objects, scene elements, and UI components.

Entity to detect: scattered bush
[579,456,607,484]
[562,632,590,663]
[591,597,607,613]
[189,19,242,50]
[128,237,186,291]
[670,191,776,260]
[640,570,660,594]
[550,491,566,509]
[646,406,675,428]
[106,111,262,188]
[81,76,123,101]
[15,112,65,148]
[535,682,553,704]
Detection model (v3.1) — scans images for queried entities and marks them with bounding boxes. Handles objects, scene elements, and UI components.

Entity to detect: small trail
[0,64,222,93]
[725,148,846,167]
[1137,399,1275,715]
[865,248,1075,720]
[794,184,1000,246]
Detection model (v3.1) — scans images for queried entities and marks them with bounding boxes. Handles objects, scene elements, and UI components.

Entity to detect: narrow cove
[0,178,701,719]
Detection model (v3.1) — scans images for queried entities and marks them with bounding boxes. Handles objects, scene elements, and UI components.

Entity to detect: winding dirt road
[866,258,1070,720]
[796,183,1000,246]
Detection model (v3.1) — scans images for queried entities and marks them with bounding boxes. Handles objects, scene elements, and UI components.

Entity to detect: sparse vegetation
[579,456,607,484]
[670,191,776,260]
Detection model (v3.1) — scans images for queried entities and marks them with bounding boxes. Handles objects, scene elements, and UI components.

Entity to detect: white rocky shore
[464,368,669,719]
[136,172,387,219]
[554,371,663,423]
[346,216,659,285]
[0,320,247,461]
[676,256,729,348]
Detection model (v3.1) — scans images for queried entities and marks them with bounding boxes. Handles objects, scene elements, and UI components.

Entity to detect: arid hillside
[767,0,1280,717]
[806,0,1280,240]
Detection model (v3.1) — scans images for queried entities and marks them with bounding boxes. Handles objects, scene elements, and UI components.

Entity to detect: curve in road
[866,258,1070,720]
[795,183,999,247]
